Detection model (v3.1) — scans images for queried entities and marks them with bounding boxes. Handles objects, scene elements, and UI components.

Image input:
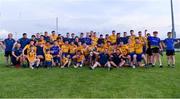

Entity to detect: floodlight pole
[171,0,176,38]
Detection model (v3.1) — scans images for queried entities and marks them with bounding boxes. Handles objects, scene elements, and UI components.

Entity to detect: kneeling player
[27,46,40,69]
[61,55,71,68]
[50,41,61,67]
[44,49,54,68]
[91,49,111,70]
[11,43,23,68]
[73,50,85,68]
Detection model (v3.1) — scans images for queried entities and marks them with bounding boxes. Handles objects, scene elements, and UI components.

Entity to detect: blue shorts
[62,53,69,57]
[53,57,61,63]
[45,61,52,67]
[136,54,142,62]
[70,54,75,59]
[129,52,135,61]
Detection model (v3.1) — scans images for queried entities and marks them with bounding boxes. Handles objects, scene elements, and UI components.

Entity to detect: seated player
[117,42,131,66]
[44,49,54,68]
[22,40,37,67]
[82,43,90,65]
[50,40,61,67]
[11,43,23,68]
[73,50,85,68]
[61,55,71,68]
[27,45,40,69]
[91,48,111,70]
[110,49,125,68]
[134,37,147,67]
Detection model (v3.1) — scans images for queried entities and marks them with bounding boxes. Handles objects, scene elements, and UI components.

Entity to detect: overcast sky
[0,0,179,39]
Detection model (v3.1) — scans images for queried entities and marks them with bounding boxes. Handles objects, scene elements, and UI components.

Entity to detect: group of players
[0,30,178,70]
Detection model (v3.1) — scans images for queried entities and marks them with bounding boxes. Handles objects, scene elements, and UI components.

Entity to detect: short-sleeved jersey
[135,43,143,54]
[50,46,60,55]
[109,35,117,44]
[45,53,53,61]
[18,38,30,49]
[12,48,23,56]
[61,44,70,53]
[4,38,16,51]
[164,38,177,50]
[69,44,77,54]
[27,51,36,62]
[148,36,161,48]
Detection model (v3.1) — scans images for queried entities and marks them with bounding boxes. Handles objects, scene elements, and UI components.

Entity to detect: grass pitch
[0,53,180,98]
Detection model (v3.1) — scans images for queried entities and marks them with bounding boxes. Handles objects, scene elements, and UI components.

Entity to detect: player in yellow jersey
[27,45,40,69]
[97,43,105,53]
[44,49,54,68]
[61,55,71,68]
[61,41,70,57]
[22,40,37,66]
[134,37,147,67]
[43,41,51,54]
[82,43,90,65]
[129,30,136,44]
[23,40,36,56]
[50,31,58,41]
[104,41,114,55]
[57,37,64,47]
[127,39,136,68]
[138,31,147,54]
[91,32,98,46]
[38,35,46,45]
[76,42,84,53]
[109,30,117,44]
[118,42,131,67]
[73,50,85,68]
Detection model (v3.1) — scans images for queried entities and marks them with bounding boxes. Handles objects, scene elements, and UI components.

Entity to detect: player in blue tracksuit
[3,33,16,65]
[11,43,23,67]
[18,33,30,49]
[163,32,178,68]
[148,31,163,67]
[50,41,61,66]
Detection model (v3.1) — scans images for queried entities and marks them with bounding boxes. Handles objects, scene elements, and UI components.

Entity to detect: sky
[0,0,179,39]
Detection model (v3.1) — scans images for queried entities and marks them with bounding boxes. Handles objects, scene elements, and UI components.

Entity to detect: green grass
[0,53,180,98]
